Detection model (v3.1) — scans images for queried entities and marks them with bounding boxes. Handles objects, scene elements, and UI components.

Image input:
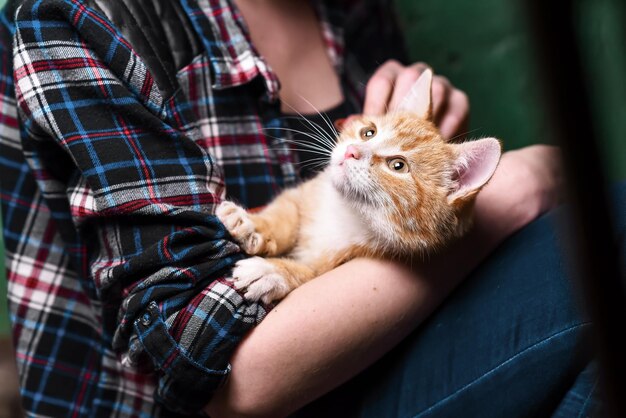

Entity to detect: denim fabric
[293,182,626,418]
[551,362,600,418]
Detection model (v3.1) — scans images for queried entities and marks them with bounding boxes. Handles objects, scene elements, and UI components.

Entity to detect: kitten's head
[329,69,501,253]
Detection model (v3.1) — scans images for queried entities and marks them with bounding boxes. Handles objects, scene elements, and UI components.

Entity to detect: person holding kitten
[0,0,605,417]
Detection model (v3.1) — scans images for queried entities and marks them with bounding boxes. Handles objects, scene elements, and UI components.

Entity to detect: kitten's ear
[334,115,359,132]
[396,68,433,121]
[448,138,502,205]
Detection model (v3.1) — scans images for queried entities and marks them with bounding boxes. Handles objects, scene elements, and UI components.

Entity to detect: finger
[431,76,452,123]
[388,63,429,111]
[438,89,470,140]
[363,60,404,116]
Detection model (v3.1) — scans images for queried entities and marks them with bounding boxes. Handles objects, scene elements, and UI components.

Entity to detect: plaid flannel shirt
[0,0,406,416]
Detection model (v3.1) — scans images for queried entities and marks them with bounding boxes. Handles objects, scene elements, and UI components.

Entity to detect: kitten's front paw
[231,257,290,304]
[216,201,265,255]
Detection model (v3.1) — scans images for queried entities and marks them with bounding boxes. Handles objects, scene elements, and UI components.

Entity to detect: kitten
[216,70,501,304]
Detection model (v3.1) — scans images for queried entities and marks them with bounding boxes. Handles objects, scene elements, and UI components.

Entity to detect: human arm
[12,1,265,414]
[205,144,564,418]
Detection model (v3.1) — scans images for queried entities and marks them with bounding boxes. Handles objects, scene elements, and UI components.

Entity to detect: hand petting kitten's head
[329,69,501,252]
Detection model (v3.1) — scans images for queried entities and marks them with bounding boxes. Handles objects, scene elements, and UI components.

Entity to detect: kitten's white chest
[292,180,369,263]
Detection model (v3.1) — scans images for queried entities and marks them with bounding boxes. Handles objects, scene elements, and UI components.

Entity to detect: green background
[1,0,626,336]
[397,0,626,179]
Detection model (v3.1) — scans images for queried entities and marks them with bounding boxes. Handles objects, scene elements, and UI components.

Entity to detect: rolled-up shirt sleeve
[13,0,265,413]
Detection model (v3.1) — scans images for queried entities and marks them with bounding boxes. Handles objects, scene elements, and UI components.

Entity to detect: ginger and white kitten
[216,70,502,304]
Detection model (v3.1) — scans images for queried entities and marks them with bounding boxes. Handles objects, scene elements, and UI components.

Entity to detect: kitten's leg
[231,256,316,304]
[216,188,302,257]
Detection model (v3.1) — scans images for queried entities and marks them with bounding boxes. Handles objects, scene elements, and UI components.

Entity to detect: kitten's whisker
[273,131,333,150]
[264,127,334,151]
[265,139,332,157]
[294,155,330,171]
[296,157,329,165]
[277,118,336,149]
[279,101,327,138]
[299,155,330,162]
[270,136,332,150]
[448,127,483,142]
[267,146,332,158]
[266,138,333,157]
[301,160,329,168]
[300,158,328,165]
[279,100,337,148]
[297,160,329,171]
[266,144,332,158]
[274,142,332,158]
[283,102,332,143]
[268,138,333,155]
[281,119,337,150]
[296,95,340,138]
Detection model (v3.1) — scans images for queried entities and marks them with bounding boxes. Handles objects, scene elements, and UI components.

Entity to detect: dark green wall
[577,0,626,181]
[396,0,626,180]
[397,0,542,150]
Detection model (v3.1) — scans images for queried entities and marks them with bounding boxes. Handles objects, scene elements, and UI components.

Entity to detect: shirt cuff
[131,281,266,414]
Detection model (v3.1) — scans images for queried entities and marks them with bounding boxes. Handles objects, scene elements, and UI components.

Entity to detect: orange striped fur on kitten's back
[216,70,502,303]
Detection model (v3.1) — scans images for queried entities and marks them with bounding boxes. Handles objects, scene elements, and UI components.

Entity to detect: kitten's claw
[216,201,265,254]
[231,257,290,304]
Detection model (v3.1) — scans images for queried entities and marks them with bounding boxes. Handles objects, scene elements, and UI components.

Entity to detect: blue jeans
[292,184,626,417]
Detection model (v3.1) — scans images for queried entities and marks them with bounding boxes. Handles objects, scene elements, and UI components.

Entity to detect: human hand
[473,144,564,242]
[363,60,469,139]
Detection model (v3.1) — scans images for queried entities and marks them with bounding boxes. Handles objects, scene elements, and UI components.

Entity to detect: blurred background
[1,0,625,415]
[398,0,626,180]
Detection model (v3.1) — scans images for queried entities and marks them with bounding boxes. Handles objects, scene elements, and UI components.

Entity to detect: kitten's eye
[387,158,409,173]
[359,125,377,140]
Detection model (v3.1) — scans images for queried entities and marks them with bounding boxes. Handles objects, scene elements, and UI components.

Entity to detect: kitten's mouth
[335,183,373,206]
[331,166,377,206]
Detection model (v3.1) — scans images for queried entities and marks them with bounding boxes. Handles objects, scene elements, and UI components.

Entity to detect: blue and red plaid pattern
[0,0,406,416]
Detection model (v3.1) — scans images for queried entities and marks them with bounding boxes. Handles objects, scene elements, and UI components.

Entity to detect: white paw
[231,257,290,304]
[216,201,264,254]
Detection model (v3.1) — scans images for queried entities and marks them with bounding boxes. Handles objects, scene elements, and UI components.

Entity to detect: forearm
[205,208,508,418]
[204,144,562,417]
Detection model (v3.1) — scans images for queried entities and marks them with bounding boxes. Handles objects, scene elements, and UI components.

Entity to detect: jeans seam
[410,321,591,418]
[577,376,598,418]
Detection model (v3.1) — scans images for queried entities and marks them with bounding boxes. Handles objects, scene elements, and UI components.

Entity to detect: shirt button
[141,312,152,326]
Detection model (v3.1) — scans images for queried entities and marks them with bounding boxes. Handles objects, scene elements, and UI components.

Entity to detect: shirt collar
[181,0,345,101]
[311,0,345,74]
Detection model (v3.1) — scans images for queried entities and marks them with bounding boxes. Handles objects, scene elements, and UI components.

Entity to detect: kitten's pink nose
[344,145,361,160]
